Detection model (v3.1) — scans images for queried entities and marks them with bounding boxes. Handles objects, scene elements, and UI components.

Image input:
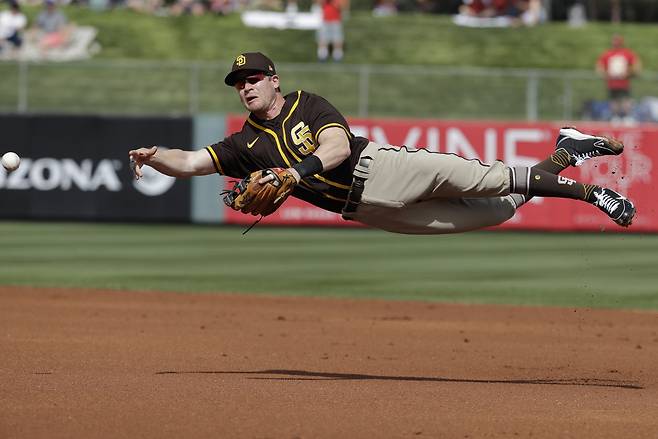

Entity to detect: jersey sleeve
[303,93,353,141]
[205,133,243,178]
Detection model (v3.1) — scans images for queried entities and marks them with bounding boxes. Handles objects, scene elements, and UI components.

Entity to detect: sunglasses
[234,72,273,89]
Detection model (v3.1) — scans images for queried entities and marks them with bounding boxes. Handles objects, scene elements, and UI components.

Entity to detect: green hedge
[34,7,658,69]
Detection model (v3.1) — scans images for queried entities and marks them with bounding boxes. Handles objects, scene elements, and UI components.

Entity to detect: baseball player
[129,52,635,234]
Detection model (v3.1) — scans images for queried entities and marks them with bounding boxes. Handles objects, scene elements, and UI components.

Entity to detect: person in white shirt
[0,0,27,51]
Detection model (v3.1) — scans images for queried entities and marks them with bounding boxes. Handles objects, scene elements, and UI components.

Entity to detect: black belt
[341,157,372,220]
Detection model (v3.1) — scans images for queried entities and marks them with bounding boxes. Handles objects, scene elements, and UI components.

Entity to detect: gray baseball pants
[348,142,519,234]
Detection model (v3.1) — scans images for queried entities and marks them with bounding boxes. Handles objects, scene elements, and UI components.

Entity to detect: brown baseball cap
[224,52,277,86]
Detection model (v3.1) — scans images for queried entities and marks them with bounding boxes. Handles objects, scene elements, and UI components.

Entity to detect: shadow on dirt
[156,369,642,389]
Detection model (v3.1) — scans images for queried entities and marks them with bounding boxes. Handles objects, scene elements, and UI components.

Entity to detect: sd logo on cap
[225,52,276,86]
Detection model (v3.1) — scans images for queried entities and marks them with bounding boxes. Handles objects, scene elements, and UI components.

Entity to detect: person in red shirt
[316,0,346,62]
[596,34,642,122]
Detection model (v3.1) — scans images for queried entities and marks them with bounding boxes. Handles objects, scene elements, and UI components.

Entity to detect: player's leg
[353,196,517,234]
[512,126,626,208]
[508,166,635,227]
[357,145,510,206]
[349,144,519,233]
[508,127,633,226]
[354,141,634,228]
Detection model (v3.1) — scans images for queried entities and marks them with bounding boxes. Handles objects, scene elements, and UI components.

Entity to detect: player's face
[234,72,279,113]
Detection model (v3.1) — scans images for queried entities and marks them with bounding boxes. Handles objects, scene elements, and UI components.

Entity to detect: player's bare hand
[128,146,157,180]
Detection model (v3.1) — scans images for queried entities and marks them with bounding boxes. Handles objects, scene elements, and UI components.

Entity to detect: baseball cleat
[592,187,636,227]
[556,127,624,166]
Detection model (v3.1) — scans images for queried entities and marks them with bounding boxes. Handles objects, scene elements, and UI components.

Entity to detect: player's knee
[496,197,518,224]
[478,197,517,228]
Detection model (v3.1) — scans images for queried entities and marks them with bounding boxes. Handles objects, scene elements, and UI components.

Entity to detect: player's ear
[270,74,280,90]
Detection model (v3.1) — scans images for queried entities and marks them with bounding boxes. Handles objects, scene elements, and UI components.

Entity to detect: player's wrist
[291,155,323,180]
[286,167,301,183]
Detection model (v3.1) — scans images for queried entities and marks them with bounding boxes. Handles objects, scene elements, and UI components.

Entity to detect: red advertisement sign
[224,116,656,232]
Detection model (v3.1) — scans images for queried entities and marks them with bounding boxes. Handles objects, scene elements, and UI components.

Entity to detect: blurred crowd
[453,0,545,26]
[0,0,73,57]
[0,0,548,20]
[1,0,655,25]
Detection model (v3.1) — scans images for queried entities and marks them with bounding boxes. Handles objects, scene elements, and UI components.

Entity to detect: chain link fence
[2,59,658,121]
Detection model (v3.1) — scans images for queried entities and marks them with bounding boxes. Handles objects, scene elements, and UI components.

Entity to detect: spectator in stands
[0,0,27,55]
[373,0,397,17]
[459,0,508,18]
[596,34,642,123]
[519,0,543,26]
[126,0,165,15]
[33,0,70,52]
[208,0,233,15]
[316,0,347,62]
[504,0,543,26]
[169,0,205,16]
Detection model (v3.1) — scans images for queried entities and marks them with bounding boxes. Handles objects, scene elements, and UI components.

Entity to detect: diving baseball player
[129,52,635,233]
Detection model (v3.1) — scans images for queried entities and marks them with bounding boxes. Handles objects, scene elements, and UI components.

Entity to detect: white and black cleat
[556,127,624,166]
[592,188,636,227]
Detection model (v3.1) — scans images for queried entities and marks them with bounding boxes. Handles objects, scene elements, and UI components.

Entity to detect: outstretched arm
[128,146,216,180]
[631,57,642,77]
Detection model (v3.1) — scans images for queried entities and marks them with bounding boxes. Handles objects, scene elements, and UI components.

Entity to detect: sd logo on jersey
[291,121,315,155]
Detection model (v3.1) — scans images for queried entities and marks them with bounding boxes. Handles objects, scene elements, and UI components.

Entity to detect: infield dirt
[1,286,657,438]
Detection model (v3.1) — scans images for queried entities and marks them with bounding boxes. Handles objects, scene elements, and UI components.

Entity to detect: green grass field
[2,221,657,310]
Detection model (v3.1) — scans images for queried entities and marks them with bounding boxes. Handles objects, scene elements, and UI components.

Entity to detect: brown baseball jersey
[206,90,369,213]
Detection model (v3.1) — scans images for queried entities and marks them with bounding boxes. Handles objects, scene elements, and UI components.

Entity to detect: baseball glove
[223,168,297,216]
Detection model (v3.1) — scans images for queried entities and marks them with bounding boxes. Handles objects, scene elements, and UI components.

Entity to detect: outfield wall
[0,114,655,232]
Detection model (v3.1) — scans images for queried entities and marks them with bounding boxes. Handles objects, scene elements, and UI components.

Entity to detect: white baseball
[2,152,21,172]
